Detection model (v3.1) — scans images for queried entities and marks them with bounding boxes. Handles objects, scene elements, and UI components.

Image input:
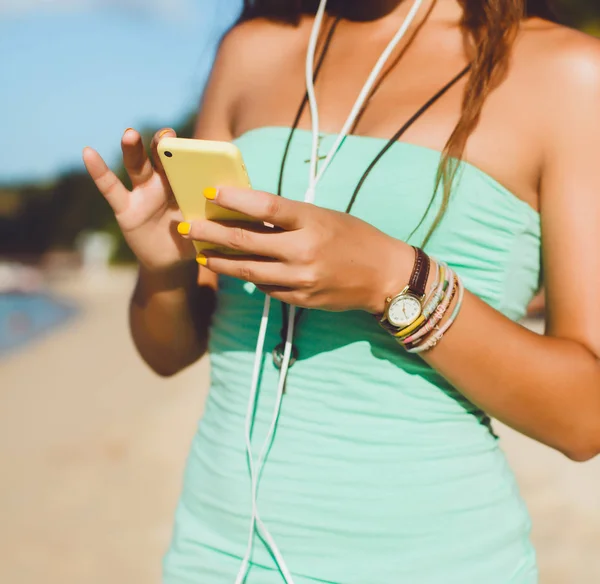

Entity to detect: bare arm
[129,261,214,377]
[129,27,246,376]
[421,39,600,461]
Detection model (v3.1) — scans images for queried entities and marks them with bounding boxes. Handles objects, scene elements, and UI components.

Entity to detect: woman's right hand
[83,128,195,272]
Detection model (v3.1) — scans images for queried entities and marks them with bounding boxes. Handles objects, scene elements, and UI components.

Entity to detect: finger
[256,286,301,306]
[197,252,295,286]
[82,147,129,215]
[256,284,294,295]
[256,284,314,310]
[150,127,176,174]
[121,128,153,188]
[178,219,286,259]
[206,186,303,231]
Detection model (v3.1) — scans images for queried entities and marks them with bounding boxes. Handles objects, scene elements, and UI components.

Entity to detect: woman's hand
[83,128,195,272]
[178,186,412,313]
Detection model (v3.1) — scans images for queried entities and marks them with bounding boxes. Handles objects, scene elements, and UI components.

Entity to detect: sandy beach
[1,267,599,584]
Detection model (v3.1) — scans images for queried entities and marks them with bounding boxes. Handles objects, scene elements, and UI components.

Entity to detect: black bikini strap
[344,64,472,214]
[279,65,472,337]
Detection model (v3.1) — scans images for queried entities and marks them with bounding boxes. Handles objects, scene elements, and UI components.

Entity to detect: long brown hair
[242,0,558,244]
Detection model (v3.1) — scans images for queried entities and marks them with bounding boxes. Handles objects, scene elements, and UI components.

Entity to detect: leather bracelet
[378,247,431,333]
[409,246,430,298]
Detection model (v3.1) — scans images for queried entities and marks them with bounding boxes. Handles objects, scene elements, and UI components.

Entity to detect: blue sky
[0,0,242,185]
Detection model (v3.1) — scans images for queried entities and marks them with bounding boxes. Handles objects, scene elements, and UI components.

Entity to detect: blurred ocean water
[0,293,77,356]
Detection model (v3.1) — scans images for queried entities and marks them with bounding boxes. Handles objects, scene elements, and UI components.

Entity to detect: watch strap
[377,247,431,333]
[408,246,430,298]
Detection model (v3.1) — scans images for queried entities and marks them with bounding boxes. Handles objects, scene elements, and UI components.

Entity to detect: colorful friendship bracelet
[407,276,465,354]
[420,262,448,319]
[403,280,458,351]
[423,260,442,309]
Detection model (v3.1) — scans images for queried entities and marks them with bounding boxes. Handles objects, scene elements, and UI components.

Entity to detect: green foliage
[0,113,196,264]
[553,0,600,28]
[0,172,114,256]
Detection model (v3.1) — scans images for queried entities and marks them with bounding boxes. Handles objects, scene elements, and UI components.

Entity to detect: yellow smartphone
[157,136,256,253]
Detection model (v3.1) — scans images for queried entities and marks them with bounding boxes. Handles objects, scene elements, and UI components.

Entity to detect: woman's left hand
[178,186,412,313]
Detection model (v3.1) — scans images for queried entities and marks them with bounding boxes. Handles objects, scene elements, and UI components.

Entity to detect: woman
[83,0,600,582]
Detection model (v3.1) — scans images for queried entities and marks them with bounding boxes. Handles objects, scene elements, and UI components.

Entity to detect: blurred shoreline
[0,267,598,584]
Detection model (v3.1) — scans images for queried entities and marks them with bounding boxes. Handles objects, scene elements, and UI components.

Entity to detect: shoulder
[195,17,304,137]
[508,19,600,164]
[516,20,600,99]
[216,17,307,77]
[511,22,600,210]
[219,17,286,52]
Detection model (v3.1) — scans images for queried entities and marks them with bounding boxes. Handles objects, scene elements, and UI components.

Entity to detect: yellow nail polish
[203,187,218,200]
[177,222,191,235]
[196,254,208,266]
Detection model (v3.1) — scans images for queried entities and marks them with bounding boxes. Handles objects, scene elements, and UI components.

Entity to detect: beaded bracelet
[407,276,464,354]
[403,280,458,350]
[398,267,456,343]
[393,262,449,340]
[400,268,456,345]
[420,262,448,319]
[423,260,442,308]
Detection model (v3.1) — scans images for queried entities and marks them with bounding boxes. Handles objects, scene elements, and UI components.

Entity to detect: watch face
[388,295,422,328]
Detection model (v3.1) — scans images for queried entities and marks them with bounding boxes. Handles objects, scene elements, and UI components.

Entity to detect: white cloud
[0,0,195,21]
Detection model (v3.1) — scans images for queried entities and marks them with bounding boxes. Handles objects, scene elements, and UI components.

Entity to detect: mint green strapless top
[164,127,540,584]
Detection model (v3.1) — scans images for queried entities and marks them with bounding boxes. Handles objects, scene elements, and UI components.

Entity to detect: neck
[328,1,464,29]
[328,0,404,22]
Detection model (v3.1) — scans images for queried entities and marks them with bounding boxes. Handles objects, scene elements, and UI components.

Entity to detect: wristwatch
[379,247,430,333]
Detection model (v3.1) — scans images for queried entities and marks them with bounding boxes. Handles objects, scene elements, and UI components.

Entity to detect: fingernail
[124,127,135,133]
[158,129,171,140]
[177,222,191,236]
[196,254,208,266]
[203,187,218,200]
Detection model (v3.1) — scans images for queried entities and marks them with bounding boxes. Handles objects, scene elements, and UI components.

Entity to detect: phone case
[157,137,254,253]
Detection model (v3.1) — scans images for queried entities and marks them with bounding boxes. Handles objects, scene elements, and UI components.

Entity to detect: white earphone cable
[235,294,271,584]
[304,0,329,202]
[235,0,425,582]
[312,0,425,189]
